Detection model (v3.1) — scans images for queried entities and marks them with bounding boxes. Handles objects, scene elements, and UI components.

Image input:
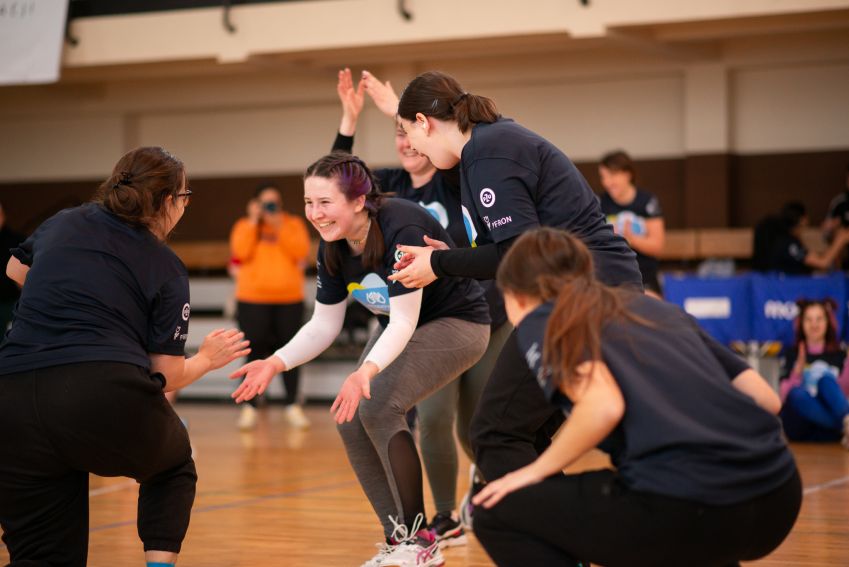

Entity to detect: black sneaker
[427,511,467,549]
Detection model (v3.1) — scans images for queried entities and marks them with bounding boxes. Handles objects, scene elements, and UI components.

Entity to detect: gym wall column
[683,63,731,228]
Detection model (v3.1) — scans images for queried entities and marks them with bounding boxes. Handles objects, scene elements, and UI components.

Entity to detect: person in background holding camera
[230,183,311,430]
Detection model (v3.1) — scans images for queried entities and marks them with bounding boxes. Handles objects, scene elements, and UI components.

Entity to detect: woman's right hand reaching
[229,356,286,403]
[337,67,365,136]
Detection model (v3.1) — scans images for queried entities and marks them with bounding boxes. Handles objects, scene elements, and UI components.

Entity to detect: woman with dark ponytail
[469,227,801,567]
[0,147,250,566]
[231,151,490,567]
[389,71,642,513]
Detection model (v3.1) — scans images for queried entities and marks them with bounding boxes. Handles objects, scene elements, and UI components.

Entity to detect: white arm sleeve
[273,299,347,370]
[363,289,422,372]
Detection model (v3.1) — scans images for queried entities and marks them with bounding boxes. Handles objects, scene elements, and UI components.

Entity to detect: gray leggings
[417,320,512,513]
[337,317,489,536]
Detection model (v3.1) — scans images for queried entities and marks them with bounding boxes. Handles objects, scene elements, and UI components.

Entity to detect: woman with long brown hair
[0,147,249,566]
[471,227,800,567]
[387,71,642,522]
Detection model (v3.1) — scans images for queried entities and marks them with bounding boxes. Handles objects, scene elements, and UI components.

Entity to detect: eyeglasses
[176,189,192,206]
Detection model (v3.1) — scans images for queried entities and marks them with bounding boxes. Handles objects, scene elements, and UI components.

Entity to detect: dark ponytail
[398,71,499,133]
[496,227,641,389]
[305,151,385,275]
[92,146,185,234]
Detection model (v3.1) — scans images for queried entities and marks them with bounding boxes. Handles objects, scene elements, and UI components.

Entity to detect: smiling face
[395,121,434,177]
[801,304,828,344]
[398,116,460,170]
[303,175,366,242]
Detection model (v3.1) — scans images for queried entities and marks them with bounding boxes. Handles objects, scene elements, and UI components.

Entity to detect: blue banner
[664,275,752,345]
[664,272,848,347]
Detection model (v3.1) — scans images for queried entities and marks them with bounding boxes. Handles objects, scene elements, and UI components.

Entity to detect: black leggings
[470,331,565,482]
[475,468,802,567]
[237,301,304,406]
[0,362,197,566]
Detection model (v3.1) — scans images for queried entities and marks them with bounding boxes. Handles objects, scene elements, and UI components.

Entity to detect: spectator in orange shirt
[230,184,311,429]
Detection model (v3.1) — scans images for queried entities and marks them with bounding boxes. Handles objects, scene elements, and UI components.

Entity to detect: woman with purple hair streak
[229,152,491,567]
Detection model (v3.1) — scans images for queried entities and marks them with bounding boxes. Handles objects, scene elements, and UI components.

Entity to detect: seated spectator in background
[753,201,849,274]
[780,299,849,447]
[598,150,665,297]
[0,201,24,333]
[822,162,849,269]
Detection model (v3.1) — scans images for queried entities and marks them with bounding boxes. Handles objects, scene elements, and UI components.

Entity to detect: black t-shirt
[333,132,507,328]
[599,190,662,289]
[0,225,25,302]
[782,347,846,388]
[460,118,642,288]
[0,204,190,375]
[769,234,811,275]
[516,295,795,506]
[315,198,490,328]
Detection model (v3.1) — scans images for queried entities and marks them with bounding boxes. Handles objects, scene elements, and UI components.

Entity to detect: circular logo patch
[182,303,191,321]
[480,188,496,208]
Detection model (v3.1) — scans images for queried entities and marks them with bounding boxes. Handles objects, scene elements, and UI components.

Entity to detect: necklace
[347,218,371,247]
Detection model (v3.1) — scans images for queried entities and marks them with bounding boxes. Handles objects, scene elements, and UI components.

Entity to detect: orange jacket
[230,213,310,304]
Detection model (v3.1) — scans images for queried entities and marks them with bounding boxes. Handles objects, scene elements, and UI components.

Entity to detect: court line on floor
[803,474,849,495]
[88,478,357,533]
[89,480,137,497]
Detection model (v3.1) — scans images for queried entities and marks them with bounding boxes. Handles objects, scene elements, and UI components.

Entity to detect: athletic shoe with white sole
[426,512,467,548]
[376,514,444,567]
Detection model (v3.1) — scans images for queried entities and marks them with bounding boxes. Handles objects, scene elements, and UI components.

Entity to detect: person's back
[0,203,188,374]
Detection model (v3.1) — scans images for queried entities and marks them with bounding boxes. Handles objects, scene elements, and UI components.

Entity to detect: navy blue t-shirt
[516,295,795,505]
[769,234,811,275]
[315,198,490,328]
[0,204,190,374]
[332,132,507,328]
[599,190,663,290]
[460,118,642,288]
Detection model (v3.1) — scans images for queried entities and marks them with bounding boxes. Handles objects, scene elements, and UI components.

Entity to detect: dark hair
[255,182,280,198]
[795,298,840,352]
[92,146,185,234]
[496,227,641,389]
[779,201,807,230]
[600,150,636,184]
[305,151,385,275]
[397,71,500,133]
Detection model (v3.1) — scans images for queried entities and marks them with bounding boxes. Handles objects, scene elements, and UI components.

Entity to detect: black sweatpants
[0,362,197,566]
[237,301,304,406]
[469,331,565,482]
[475,468,802,567]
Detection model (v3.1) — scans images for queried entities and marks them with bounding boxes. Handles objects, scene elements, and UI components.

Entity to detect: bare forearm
[164,354,213,392]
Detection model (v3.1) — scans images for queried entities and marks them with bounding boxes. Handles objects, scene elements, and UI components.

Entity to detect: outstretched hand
[199,329,251,371]
[337,67,366,135]
[229,356,284,404]
[330,364,375,424]
[361,70,400,117]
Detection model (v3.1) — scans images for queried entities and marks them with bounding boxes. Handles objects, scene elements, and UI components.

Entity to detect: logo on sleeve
[394,248,405,263]
[479,188,496,208]
[181,303,191,321]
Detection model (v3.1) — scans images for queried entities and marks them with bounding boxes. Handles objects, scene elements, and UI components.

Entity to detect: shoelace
[387,512,425,545]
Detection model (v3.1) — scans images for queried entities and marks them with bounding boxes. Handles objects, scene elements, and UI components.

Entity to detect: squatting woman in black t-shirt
[388,71,642,493]
[471,228,800,567]
[230,152,490,567]
[0,147,249,566]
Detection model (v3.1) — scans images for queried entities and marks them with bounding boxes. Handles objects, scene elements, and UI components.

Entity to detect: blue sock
[147,563,175,567]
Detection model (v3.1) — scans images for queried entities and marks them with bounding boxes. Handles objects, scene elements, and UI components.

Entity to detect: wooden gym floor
[2,404,848,566]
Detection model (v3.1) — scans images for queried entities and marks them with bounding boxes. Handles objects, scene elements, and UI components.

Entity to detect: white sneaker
[361,541,394,567]
[237,404,258,430]
[284,404,311,429]
[378,514,443,567]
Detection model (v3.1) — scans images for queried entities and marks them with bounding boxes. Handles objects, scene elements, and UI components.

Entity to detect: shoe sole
[437,533,467,549]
